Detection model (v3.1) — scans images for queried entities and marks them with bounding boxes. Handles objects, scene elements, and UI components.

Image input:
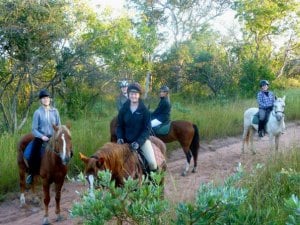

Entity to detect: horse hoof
[181,172,187,176]
[56,214,64,222]
[42,217,50,225]
[192,168,196,173]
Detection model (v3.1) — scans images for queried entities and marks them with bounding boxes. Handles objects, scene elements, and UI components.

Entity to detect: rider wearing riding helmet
[26,89,61,184]
[257,80,275,137]
[116,82,157,172]
[116,80,129,111]
[151,85,171,128]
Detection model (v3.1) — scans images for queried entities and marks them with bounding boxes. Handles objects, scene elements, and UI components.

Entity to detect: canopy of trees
[0,0,299,133]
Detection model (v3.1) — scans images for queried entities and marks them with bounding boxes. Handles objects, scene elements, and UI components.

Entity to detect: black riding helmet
[39,89,51,99]
[127,82,142,94]
[259,80,269,87]
[160,85,169,92]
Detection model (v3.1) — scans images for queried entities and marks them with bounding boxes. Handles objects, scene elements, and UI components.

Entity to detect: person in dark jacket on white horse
[257,80,275,137]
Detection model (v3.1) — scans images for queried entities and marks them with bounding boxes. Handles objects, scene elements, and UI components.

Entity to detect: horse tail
[190,124,200,161]
[245,128,250,144]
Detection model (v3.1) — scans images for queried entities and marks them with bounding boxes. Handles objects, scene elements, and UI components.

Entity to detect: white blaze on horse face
[61,133,66,159]
[88,174,94,191]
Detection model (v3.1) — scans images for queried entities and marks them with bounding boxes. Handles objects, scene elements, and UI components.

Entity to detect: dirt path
[0,122,299,225]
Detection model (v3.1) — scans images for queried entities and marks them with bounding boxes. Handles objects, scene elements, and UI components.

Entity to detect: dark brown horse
[17,125,73,225]
[79,136,166,192]
[110,116,199,176]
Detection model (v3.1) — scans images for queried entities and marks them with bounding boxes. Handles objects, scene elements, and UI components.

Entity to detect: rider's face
[121,86,128,95]
[128,92,140,103]
[262,85,269,91]
[40,96,50,106]
[160,91,167,97]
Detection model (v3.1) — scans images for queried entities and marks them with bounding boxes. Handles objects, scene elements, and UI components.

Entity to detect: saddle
[152,121,171,135]
[137,141,166,175]
[23,141,47,164]
[252,111,272,125]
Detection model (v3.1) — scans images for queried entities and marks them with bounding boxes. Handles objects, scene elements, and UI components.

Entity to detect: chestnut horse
[79,136,166,193]
[110,116,199,176]
[17,125,73,225]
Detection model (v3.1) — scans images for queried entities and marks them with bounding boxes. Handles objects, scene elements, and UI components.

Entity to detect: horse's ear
[79,152,89,164]
[275,96,277,100]
[282,95,286,101]
[65,121,71,130]
[97,157,105,168]
[53,124,59,131]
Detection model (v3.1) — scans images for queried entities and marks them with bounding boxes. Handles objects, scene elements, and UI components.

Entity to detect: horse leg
[269,134,275,151]
[19,165,26,206]
[241,127,248,154]
[42,181,51,225]
[275,135,280,151]
[55,182,64,222]
[250,128,256,155]
[182,149,192,176]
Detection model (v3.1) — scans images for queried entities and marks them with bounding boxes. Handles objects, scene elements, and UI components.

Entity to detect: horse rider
[257,80,275,137]
[116,80,129,111]
[26,89,61,184]
[116,82,157,173]
[151,85,171,128]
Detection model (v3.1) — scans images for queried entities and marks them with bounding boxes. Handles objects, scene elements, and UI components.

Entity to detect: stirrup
[26,174,33,185]
[23,157,29,168]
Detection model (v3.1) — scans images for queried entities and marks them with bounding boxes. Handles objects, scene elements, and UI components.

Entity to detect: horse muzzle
[275,112,284,122]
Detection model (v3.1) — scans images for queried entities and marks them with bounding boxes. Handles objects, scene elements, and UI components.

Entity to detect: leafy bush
[174,164,247,224]
[71,170,170,225]
[285,194,300,225]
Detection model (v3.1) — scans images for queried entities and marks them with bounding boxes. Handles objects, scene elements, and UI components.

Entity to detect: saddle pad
[153,122,171,135]
[24,141,34,160]
[252,113,259,125]
[152,143,165,168]
[24,141,46,161]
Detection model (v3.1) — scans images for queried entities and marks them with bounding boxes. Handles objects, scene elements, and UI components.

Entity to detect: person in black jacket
[116,82,157,172]
[151,85,171,128]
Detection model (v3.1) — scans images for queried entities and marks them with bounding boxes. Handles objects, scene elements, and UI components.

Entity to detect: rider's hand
[117,139,124,144]
[130,142,139,152]
[41,136,49,141]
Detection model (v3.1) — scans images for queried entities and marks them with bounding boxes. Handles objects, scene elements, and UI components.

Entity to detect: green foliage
[239,58,275,97]
[237,147,300,224]
[284,194,300,225]
[71,170,169,225]
[175,164,247,224]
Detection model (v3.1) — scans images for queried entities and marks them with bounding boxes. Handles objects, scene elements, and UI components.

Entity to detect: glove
[117,139,124,144]
[130,142,139,152]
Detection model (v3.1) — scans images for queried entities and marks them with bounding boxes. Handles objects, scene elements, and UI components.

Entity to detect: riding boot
[27,138,43,185]
[258,120,265,138]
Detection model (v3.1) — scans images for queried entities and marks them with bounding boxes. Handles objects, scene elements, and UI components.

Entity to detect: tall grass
[0,88,299,198]
[237,147,300,224]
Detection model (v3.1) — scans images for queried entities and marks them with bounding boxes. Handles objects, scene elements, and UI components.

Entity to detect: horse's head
[273,96,286,121]
[49,124,73,165]
[80,143,137,188]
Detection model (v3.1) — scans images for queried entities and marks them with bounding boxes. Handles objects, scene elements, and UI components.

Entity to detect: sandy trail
[0,122,299,225]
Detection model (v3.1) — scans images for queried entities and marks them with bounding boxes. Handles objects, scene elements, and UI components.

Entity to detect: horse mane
[47,125,71,150]
[95,143,138,178]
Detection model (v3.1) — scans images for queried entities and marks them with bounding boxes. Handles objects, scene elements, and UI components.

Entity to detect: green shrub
[71,170,170,225]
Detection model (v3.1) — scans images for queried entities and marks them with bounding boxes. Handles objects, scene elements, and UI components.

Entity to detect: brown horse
[110,116,199,176]
[17,125,73,225]
[79,136,166,192]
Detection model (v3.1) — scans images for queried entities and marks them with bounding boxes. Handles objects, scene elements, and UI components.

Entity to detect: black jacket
[151,97,171,124]
[116,100,150,146]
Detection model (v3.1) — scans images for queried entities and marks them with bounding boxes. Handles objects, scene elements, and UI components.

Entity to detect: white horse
[242,96,286,154]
